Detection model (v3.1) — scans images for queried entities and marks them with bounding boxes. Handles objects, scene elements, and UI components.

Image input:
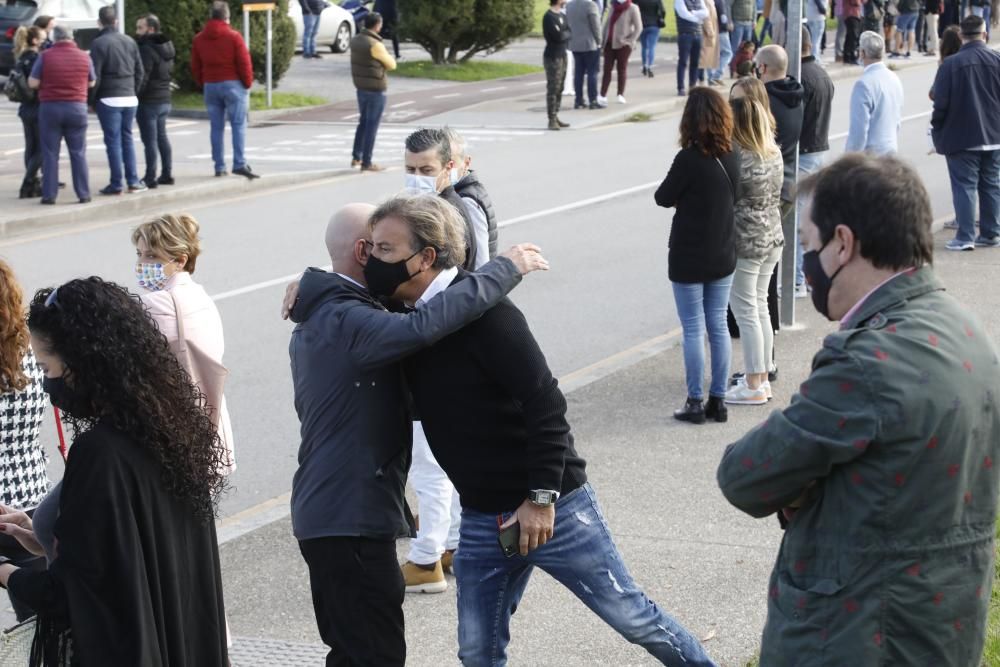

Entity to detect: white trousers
[730,248,782,375]
[407,422,461,565]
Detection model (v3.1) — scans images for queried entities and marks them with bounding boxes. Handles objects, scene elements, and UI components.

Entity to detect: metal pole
[243,9,251,52]
[266,8,273,108]
[779,0,804,327]
[116,0,125,33]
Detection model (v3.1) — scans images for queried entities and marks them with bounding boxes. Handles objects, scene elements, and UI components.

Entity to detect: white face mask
[449,167,461,186]
[405,173,438,193]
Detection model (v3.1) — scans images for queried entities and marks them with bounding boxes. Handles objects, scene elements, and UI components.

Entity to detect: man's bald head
[756,45,788,82]
[326,203,374,264]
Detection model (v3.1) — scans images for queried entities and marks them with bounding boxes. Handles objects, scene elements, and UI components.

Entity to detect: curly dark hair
[27,278,226,519]
[679,87,734,159]
[0,259,29,393]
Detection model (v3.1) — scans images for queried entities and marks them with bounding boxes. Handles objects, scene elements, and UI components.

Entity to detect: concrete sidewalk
[216,228,996,666]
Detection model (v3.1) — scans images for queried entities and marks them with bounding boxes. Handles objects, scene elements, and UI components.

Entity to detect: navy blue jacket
[931,41,1000,155]
[287,259,521,541]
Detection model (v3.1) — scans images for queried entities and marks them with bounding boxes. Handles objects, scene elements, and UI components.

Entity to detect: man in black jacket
[543,0,572,130]
[135,14,174,188]
[367,196,715,666]
[90,5,145,195]
[298,0,326,59]
[795,26,834,296]
[287,199,546,666]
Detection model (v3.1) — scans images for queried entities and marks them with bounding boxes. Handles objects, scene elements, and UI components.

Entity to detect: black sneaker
[232,165,260,180]
[215,170,228,177]
[99,185,123,196]
[157,175,175,185]
[588,101,601,109]
[40,198,55,205]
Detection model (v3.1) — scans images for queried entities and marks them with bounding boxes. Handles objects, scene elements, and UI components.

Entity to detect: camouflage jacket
[717,267,1000,666]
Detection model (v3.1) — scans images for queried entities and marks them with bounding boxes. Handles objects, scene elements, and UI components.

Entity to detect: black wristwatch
[528,489,559,507]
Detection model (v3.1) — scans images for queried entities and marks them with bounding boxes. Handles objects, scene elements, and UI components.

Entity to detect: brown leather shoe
[350,159,361,168]
[361,163,385,172]
[440,549,456,573]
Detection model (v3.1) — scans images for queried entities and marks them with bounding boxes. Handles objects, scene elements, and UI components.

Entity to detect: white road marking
[390,100,415,108]
[525,80,547,86]
[480,86,507,92]
[499,181,660,229]
[433,93,461,99]
[828,110,931,141]
[342,113,360,120]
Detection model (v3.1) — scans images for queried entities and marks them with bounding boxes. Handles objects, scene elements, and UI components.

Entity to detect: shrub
[125,0,295,91]
[398,0,534,65]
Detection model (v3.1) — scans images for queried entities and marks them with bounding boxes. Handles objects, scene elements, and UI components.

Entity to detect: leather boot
[547,117,560,131]
[704,396,728,423]
[673,397,706,424]
[556,117,570,128]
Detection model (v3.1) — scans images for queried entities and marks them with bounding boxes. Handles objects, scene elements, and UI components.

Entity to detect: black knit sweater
[404,273,587,514]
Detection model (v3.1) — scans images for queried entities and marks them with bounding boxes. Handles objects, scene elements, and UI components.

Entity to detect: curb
[0,168,351,240]
[169,106,316,124]
[580,57,937,130]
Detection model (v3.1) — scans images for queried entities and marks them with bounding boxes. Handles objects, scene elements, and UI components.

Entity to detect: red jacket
[191,19,253,89]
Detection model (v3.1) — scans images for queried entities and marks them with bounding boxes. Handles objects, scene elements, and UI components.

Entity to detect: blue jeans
[946,149,1000,243]
[96,101,139,190]
[711,29,733,80]
[204,80,249,172]
[572,49,600,105]
[730,21,755,53]
[672,275,734,399]
[352,89,386,167]
[39,102,89,201]
[676,32,702,93]
[807,18,824,57]
[454,484,716,667]
[640,26,661,69]
[795,151,826,285]
[303,13,320,56]
[136,102,172,182]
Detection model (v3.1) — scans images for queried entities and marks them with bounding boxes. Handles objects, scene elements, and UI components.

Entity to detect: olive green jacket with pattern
[718,267,1000,666]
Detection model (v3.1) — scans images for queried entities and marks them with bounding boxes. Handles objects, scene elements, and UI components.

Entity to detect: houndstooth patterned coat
[0,351,50,509]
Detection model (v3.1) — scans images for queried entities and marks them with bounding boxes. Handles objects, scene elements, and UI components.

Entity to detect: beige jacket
[701,0,720,70]
[602,4,642,50]
[142,272,235,475]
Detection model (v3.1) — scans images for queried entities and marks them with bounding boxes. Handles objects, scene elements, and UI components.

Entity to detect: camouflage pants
[544,55,567,120]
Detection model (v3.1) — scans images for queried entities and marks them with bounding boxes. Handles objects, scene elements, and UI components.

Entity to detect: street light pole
[779,0,804,327]
[116,0,125,33]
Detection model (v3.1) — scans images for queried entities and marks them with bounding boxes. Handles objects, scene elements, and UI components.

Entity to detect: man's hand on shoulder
[501,498,555,556]
[281,276,303,320]
[499,243,550,276]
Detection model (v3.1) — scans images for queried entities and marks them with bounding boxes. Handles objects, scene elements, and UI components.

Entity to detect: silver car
[287,1,355,54]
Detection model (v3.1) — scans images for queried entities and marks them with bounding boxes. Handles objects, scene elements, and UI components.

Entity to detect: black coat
[655,145,742,284]
[374,0,399,23]
[799,56,834,154]
[765,76,805,201]
[88,27,144,101]
[137,33,175,105]
[7,422,227,667]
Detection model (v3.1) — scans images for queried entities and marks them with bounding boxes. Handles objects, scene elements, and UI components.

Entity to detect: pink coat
[142,272,235,474]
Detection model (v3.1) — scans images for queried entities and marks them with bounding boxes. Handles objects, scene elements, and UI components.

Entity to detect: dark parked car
[1,0,111,74]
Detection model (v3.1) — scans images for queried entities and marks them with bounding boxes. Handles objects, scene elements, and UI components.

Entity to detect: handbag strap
[715,157,735,200]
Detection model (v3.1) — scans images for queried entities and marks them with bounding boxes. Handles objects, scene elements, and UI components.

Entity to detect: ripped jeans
[453,483,716,667]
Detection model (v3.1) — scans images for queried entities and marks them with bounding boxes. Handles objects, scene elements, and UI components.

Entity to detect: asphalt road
[0,59,956,519]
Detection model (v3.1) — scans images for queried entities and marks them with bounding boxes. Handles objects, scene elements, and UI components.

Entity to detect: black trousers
[298,536,405,667]
[843,16,862,63]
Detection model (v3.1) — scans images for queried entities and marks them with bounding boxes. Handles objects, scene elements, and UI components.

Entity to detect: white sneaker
[596,95,608,107]
[794,283,809,299]
[617,94,627,104]
[762,380,773,400]
[725,383,768,405]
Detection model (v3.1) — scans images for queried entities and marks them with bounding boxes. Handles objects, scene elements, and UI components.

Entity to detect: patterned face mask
[135,261,170,292]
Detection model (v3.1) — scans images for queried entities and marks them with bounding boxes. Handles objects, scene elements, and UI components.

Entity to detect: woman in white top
[132,214,235,473]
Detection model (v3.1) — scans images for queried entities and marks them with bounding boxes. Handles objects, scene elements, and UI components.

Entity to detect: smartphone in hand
[498,522,520,558]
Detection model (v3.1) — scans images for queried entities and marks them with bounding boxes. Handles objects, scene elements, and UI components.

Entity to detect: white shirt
[415,267,459,309]
[100,95,138,107]
[675,0,709,22]
[335,272,365,289]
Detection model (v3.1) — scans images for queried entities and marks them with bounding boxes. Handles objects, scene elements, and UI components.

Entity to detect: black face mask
[802,238,845,320]
[42,375,93,418]
[363,250,423,299]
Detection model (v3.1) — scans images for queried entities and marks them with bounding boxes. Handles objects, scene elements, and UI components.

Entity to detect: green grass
[171,90,327,111]
[393,60,543,81]
[625,111,653,122]
[983,518,1000,666]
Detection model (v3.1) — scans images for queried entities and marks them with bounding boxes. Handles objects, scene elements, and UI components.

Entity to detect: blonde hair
[731,97,781,160]
[13,26,44,58]
[131,214,203,273]
[369,194,467,270]
[0,259,29,393]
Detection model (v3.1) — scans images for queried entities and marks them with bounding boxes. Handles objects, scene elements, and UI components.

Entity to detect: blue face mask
[135,262,170,292]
